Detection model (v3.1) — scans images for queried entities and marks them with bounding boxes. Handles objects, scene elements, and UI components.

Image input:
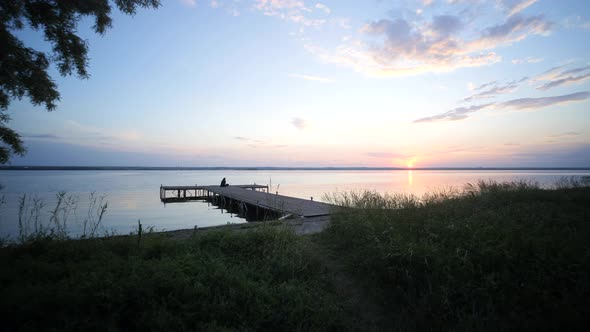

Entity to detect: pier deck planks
[203,186,333,217]
[160,184,333,217]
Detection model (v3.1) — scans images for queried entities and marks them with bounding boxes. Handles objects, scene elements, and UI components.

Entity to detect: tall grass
[13,192,108,243]
[0,226,354,331]
[81,192,108,238]
[320,179,590,330]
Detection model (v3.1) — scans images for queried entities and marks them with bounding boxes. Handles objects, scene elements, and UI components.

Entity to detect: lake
[1,169,588,239]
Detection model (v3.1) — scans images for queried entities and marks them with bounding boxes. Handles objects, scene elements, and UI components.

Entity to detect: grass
[0,227,354,331]
[319,179,590,330]
[1,179,589,331]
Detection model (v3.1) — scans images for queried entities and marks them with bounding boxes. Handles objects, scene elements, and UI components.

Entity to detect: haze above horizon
[8,0,590,168]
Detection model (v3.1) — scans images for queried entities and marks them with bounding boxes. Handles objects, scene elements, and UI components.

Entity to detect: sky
[7,0,590,167]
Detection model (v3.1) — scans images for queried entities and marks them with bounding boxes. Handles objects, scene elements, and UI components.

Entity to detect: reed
[14,192,108,243]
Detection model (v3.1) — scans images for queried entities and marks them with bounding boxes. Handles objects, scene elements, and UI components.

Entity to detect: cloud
[336,18,351,29]
[546,132,581,138]
[234,136,265,143]
[309,8,553,77]
[499,91,590,110]
[415,91,590,122]
[559,65,590,77]
[180,0,197,7]
[315,3,330,14]
[309,43,500,78]
[511,56,543,64]
[211,1,553,78]
[208,0,241,15]
[11,140,230,167]
[533,65,590,90]
[255,0,306,11]
[22,133,61,139]
[473,80,498,91]
[291,117,308,130]
[366,152,409,159]
[536,72,590,91]
[288,15,326,26]
[360,16,466,58]
[443,145,487,154]
[288,73,332,83]
[463,76,527,101]
[254,0,328,27]
[533,64,590,81]
[216,1,553,78]
[499,0,538,17]
[63,120,143,145]
[463,82,519,102]
[534,64,569,81]
[505,143,590,167]
[563,15,590,30]
[414,103,494,123]
[467,14,552,51]
[64,120,109,138]
[431,15,463,37]
[353,15,503,74]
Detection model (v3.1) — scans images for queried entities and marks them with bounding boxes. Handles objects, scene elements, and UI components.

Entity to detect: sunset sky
[9,0,590,167]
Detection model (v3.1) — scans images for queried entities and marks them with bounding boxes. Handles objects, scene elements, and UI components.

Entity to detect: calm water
[1,170,588,238]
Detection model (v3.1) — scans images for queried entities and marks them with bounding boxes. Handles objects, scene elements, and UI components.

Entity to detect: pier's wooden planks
[203,186,333,217]
[160,184,333,217]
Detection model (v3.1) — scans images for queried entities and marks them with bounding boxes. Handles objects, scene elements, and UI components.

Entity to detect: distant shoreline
[1,166,589,171]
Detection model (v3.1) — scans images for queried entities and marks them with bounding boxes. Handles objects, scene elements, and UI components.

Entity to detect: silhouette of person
[220,178,227,187]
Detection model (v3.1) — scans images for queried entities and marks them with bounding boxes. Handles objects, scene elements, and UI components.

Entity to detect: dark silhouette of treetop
[0,0,160,164]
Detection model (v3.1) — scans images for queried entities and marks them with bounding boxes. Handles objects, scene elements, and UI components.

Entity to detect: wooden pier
[160,184,334,218]
[160,184,268,202]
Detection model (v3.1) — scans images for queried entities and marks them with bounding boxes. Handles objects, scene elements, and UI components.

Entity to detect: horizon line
[2,166,590,171]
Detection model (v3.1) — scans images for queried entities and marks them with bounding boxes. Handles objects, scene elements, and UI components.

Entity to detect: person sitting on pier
[220,178,229,187]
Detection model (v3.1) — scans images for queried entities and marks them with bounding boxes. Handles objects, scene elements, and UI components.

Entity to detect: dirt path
[305,236,391,331]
